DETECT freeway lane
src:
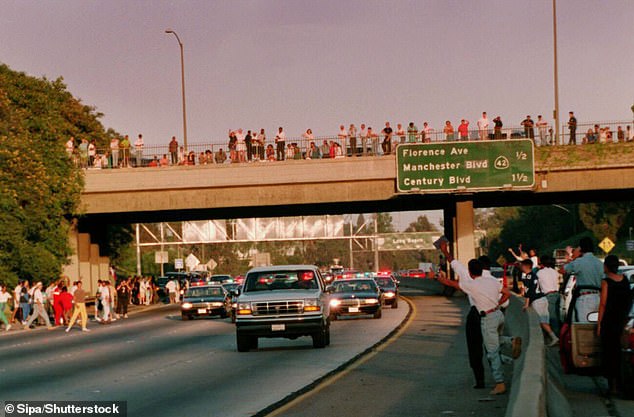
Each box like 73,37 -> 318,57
0,302 -> 407,417
270,293 -> 509,417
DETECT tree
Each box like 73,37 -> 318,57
578,202 -> 632,243
404,215 -> 438,232
0,64 -> 113,286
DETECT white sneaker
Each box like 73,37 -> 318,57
65,327 -> 70,333
547,336 -> 559,347
6,324 -> 11,332
82,328 -> 91,332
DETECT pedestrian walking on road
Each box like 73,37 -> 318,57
24,282 -> 54,330
66,281 -> 90,332
597,255 -> 633,395
0,283 -> 12,331
435,240 -> 522,395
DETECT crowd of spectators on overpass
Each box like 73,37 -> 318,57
65,112 -> 634,169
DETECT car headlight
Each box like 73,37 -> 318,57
211,302 -> 224,307
182,302 -> 193,309
237,302 -> 252,315
364,298 -> 379,304
330,299 -> 341,307
304,298 -> 321,312
231,303 -> 237,308
384,291 -> 395,298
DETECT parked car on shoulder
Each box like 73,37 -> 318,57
181,284 -> 231,320
234,265 -> 331,352
328,278 -> 382,320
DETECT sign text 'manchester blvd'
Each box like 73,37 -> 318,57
396,139 -> 535,192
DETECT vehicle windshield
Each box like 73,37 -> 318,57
374,277 -> 395,288
186,287 -> 224,297
244,270 -> 319,292
332,280 -> 377,293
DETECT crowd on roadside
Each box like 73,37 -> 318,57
432,236 -> 632,397
0,275 -> 164,333
65,111 -> 634,169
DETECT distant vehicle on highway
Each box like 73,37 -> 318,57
405,269 -> 427,278
208,274 -> 234,284
222,282 -> 241,323
328,278 -> 383,320
372,274 -> 399,309
234,265 -> 331,352
181,284 -> 231,321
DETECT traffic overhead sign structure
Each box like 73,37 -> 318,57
396,139 -> 535,193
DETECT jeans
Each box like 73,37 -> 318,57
111,150 -> 119,168
480,310 -> 512,383
276,141 -> 285,161
20,302 -> 30,322
135,149 -> 143,167
575,293 -> 599,322
26,304 -> 51,328
546,292 -> 560,334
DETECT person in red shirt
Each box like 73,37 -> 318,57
53,284 -> 64,326
59,287 -> 74,325
458,119 -> 470,141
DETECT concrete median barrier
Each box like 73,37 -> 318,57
504,294 -> 572,417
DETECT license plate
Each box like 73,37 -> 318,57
349,307 -> 359,313
197,309 -> 207,314
271,324 -> 285,331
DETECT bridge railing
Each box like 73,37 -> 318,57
70,120 -> 634,169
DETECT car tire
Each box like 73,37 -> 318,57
236,332 -> 255,352
231,312 -> 236,323
181,314 -> 191,321
220,309 -> 228,319
312,326 -> 329,348
392,299 -> 399,309
373,309 -> 382,319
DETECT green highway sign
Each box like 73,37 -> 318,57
396,139 -> 535,193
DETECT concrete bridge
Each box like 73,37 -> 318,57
75,143 -> 634,267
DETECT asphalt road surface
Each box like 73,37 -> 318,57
0,302 -> 406,417
269,290 -> 510,417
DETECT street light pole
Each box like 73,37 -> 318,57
165,29 -> 188,153
552,0 -> 561,145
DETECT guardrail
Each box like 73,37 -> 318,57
68,120 -> 633,169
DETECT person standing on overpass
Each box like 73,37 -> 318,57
275,127 -> 286,161
477,112 -> 489,140
435,240 -> 522,395
563,237 -> 603,322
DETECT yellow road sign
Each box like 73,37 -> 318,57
599,237 -> 615,253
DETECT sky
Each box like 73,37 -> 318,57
1,0 -> 633,148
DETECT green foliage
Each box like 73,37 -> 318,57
404,215 -> 438,232
578,202 -> 632,243
0,63 -> 112,286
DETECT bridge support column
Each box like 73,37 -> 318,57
444,200 -> 476,265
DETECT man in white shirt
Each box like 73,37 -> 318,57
337,125 -> 348,153
134,134 -> 144,167
24,282 -> 54,330
65,137 -> 75,158
536,115 -> 549,146
275,127 -> 286,161
537,254 -> 560,333
358,124 -> 368,156
165,279 -> 178,304
110,137 -> 120,168
348,124 -> 357,156
435,240 -> 521,395
477,112 -> 489,140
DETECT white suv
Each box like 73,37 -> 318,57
234,265 -> 331,352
